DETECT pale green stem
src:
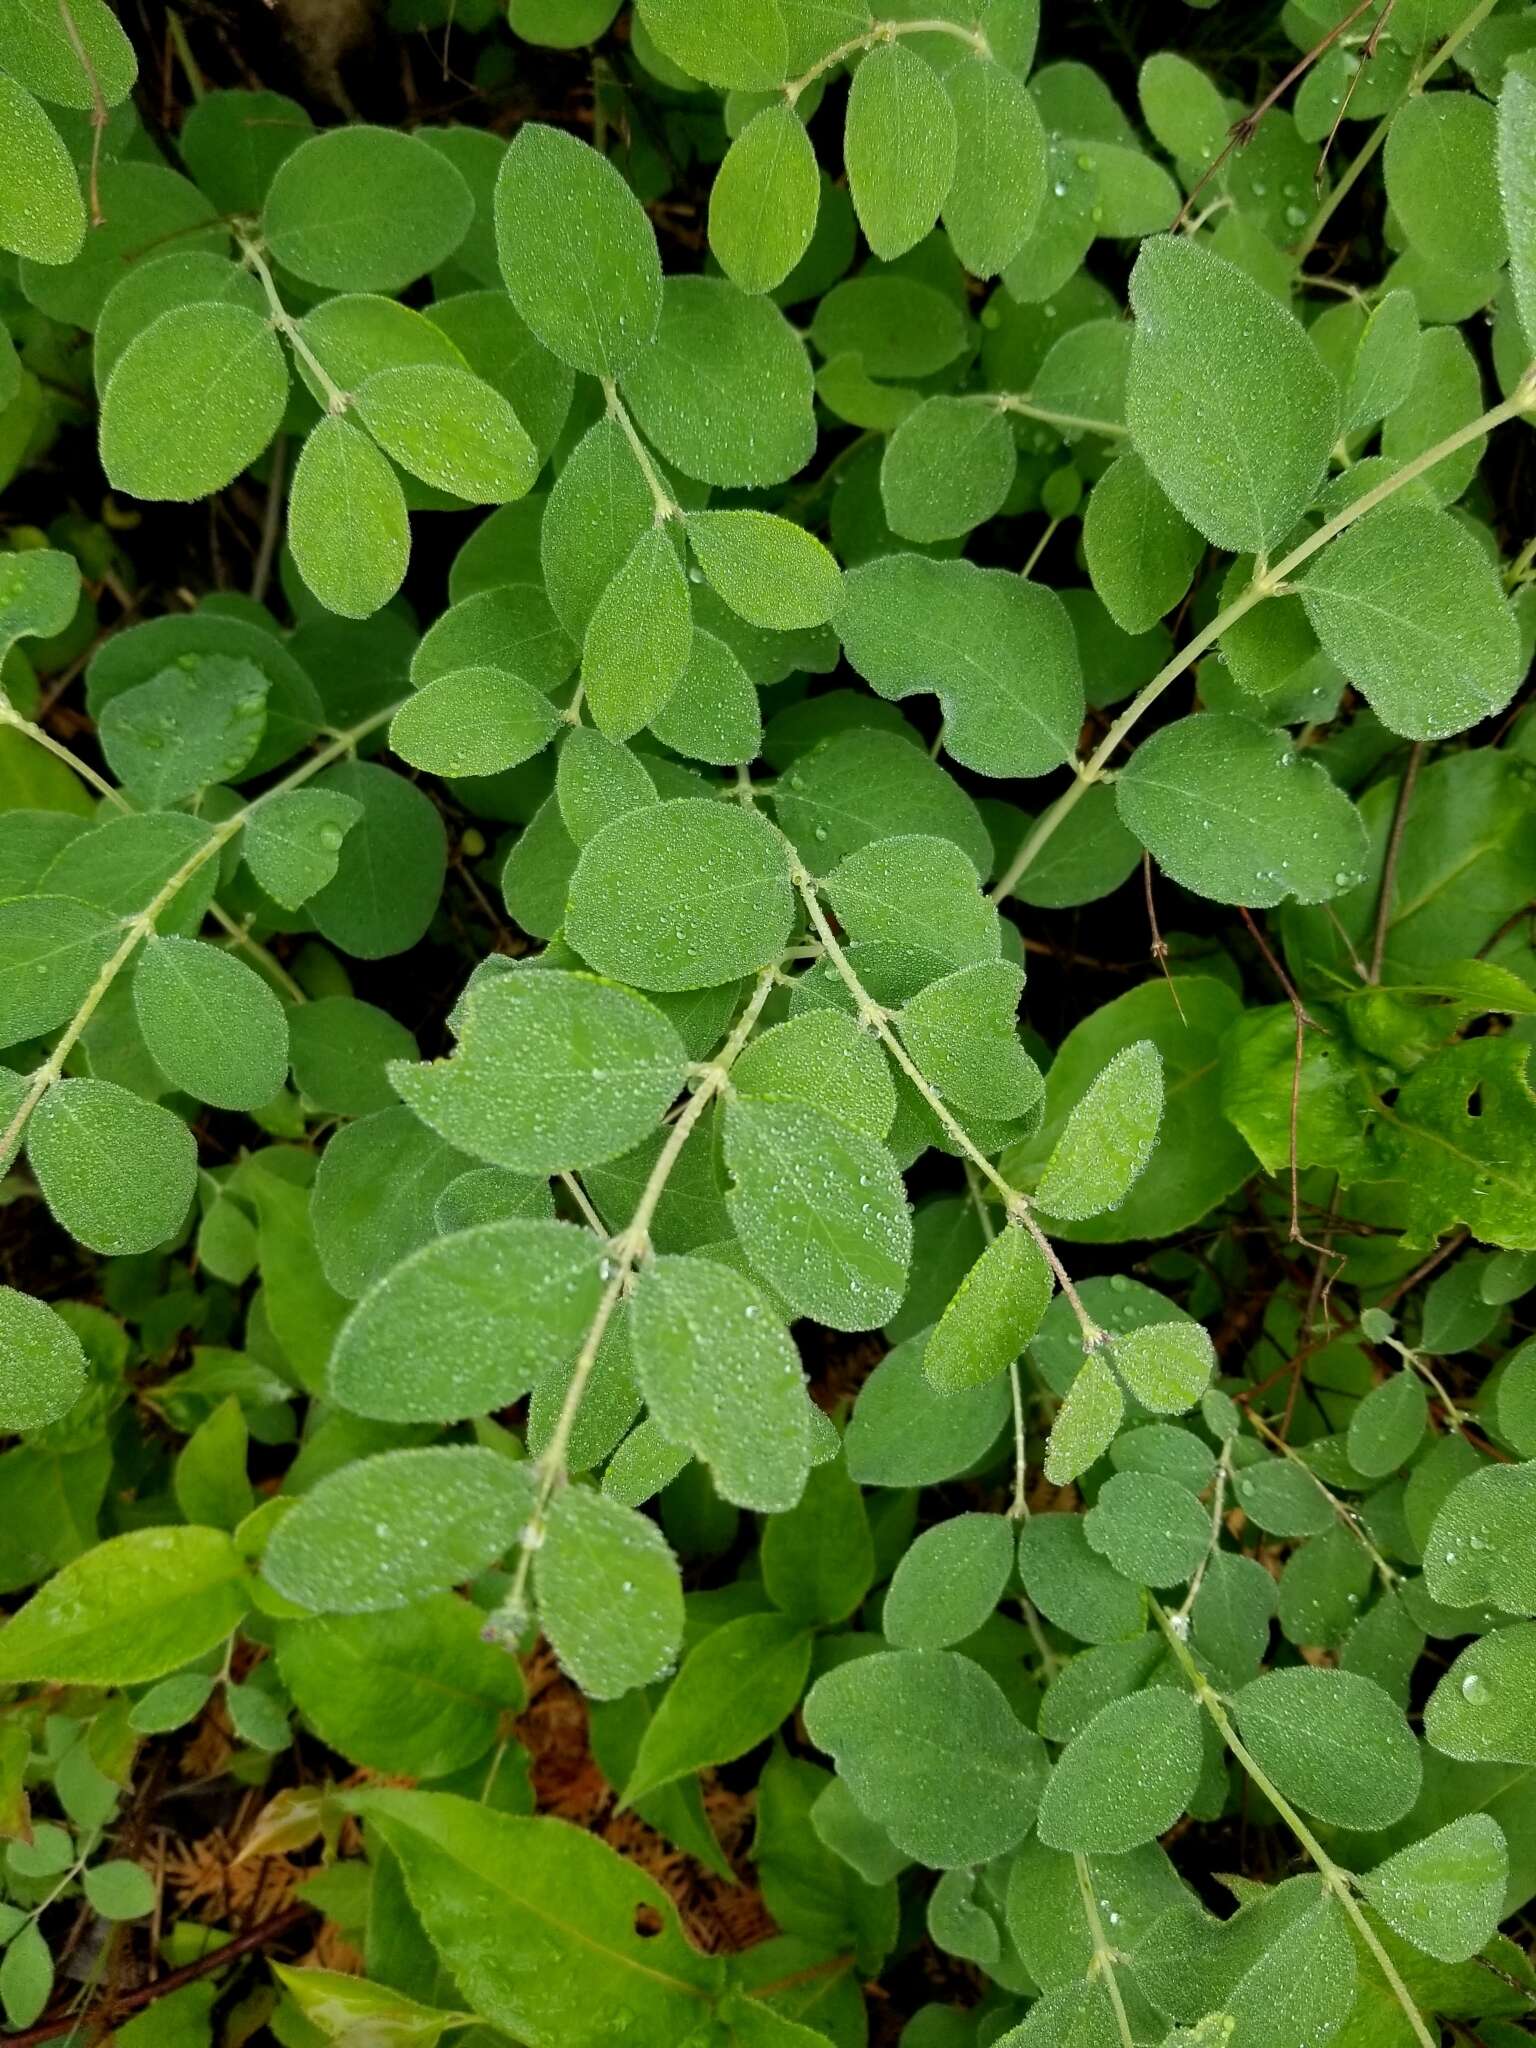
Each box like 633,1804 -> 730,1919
0,699 -> 306,1001
1175,1441 -> 1232,1621
990,383 -> 1536,905
499,969 -> 779,1622
1243,1406 -> 1399,1588
1294,0 -> 1500,261
558,1170 -> 608,1238
600,379 -> 679,524
1384,1336 -> 1469,1435
791,866 -> 1105,1347
0,702 -> 400,1168
1503,533 -> 1536,589
1152,1600 -> 1437,2048
784,15 -> 987,105
966,1164 -> 1033,1519
996,394 -> 1130,440
234,227 -> 351,415
1072,1852 -> 1137,2048
1022,517 -> 1060,579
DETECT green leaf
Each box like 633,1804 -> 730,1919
773,727 -> 992,875
1109,1321 -> 1215,1414
1037,1686 -> 1202,1852
623,1612 -> 812,1803
354,364 -> 537,504
582,526 -> 693,742
1007,978 -> 1253,1242
306,761 -> 447,961
810,274 -> 967,380
845,42 -> 957,261
0,897 -> 114,1052
1297,503 -> 1523,741
273,1968 -> 468,2047
98,653 -> 269,806
0,1525 -> 248,1685
288,413 -> 409,620
709,103 -> 820,293
1017,1509 -> 1145,1645
760,1454 -> 875,1624
1126,237 -> 1338,552
0,0 -> 136,109
353,1791 -> 723,2037
649,627 -> 763,767
1423,1460 -> 1536,1615
0,547 -> 80,661
1118,711 -> 1369,908
494,123 -> 662,378
1084,1469 -> 1210,1587
725,1095 -> 912,1330
0,1286 -> 86,1432
100,302 -> 287,503
1133,1876 -> 1357,2048
924,1225 -> 1052,1394
262,1446 -> 537,1614
847,1337 -> 1000,1481
1423,1623 -> 1536,1764
942,54 -> 1047,276
1035,1041 -> 1163,1222
1359,1814 -> 1508,1964
837,554 -> 1084,779
881,396 -> 1017,544
540,417 -> 654,639
823,834 -> 999,968
327,1219 -> 602,1423
1348,1371 -> 1428,1479
264,126 -> 473,291
1498,55 -> 1536,353
1043,1352 -> 1124,1486
535,1486 -> 684,1699
1370,1037 -> 1536,1252
686,510 -> 841,630
734,1007 -> 897,1142
1386,91 -> 1505,279
180,87 -> 315,214
804,1648 -> 1045,1868
567,798 -> 793,991
883,1513 -> 1014,1650
310,1107 -> 471,1299
133,936 -> 288,1111
20,161 -> 223,332
0,77 -> 84,265
276,1595 -> 524,1779
242,788 -> 363,910
556,728 -> 658,848
1082,450 -> 1202,636
390,665 -> 561,778
1233,1667 -> 1422,1828
1343,288 -> 1422,435
28,1078 -> 196,1257
620,277 -> 816,488
397,966 -> 684,1179
83,1860 -> 157,1920
897,960 -> 1043,1123
0,1921 -> 52,2031
631,1256 -> 813,1513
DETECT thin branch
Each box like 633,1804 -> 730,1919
783,15 -> 987,105
1152,1602 -> 1437,2048
56,0 -> 107,225
250,433 -> 287,604
1142,852 -> 1185,1022
990,380 -> 1536,905
1172,0 -> 1385,232
1073,1853 -> 1136,2048
601,380 -> 678,523
1368,742 -> 1424,983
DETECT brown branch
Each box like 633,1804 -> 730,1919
1143,852 -> 1186,1023
249,434 -> 287,606
1368,741 -> 1424,982
5,1904 -> 312,2045
55,0 -> 107,225
1172,0 -> 1386,232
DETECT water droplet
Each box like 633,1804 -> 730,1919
1461,1671 -> 1491,1705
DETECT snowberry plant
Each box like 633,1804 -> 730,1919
0,0 -> 1534,2041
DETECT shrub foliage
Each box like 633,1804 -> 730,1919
0,1 -> 1534,2044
